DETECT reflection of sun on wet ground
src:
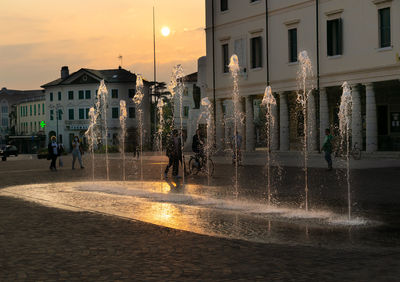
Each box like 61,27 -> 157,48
0,181 -> 389,249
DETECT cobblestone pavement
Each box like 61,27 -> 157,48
0,156 -> 400,281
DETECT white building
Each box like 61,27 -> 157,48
206,0 -> 400,152
174,57 -> 208,150
41,66 -> 151,152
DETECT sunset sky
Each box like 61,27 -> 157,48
0,0 -> 205,90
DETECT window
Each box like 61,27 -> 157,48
327,19 -> 343,56
288,28 -> 298,62
58,109 -> 62,120
58,92 -> 62,101
79,108 -> 85,120
34,122 -> 37,132
69,109 -> 74,120
221,0 -> 228,11
129,107 -> 135,119
112,107 -> 119,119
1,106 -> 7,114
2,118 -> 7,127
50,110 -> 54,121
42,103 -> 45,115
50,92 -> 53,102
112,89 -> 118,99
85,90 -> 91,99
251,37 -> 263,68
79,90 -> 84,100
34,105 -> 36,116
379,8 -> 391,48
86,108 -> 90,119
183,106 -> 189,118
30,105 -> 32,116
222,43 -> 229,73
20,107 -> 22,117
38,104 -> 40,115
30,122 -> 32,132
68,91 -> 74,100
184,87 -> 189,96
128,89 -> 136,99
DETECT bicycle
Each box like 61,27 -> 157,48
188,153 -> 215,176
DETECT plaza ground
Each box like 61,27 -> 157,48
0,153 -> 399,281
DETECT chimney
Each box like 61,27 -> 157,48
61,66 -> 69,79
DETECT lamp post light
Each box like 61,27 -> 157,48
49,103 -> 63,140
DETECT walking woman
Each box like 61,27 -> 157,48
48,136 -> 59,171
72,136 -> 84,169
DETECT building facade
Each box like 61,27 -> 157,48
16,95 -> 46,136
206,0 -> 400,152
0,88 -> 44,146
41,66 -> 151,152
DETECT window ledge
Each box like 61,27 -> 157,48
288,61 -> 299,66
250,1 -> 261,6
220,10 -> 229,15
377,46 -> 393,52
250,67 -> 263,72
327,55 -> 343,59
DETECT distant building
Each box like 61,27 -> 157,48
206,0 -> 400,152
0,87 -> 44,146
174,57 -> 207,150
41,66 -> 151,152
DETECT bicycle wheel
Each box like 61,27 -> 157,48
202,158 -> 215,177
189,157 -> 200,175
352,148 -> 361,160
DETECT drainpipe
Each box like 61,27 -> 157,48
316,0 -> 320,92
212,0 -> 217,145
265,0 -> 270,86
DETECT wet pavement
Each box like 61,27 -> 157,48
0,155 -> 400,280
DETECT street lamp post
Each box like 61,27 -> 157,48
49,103 -> 63,140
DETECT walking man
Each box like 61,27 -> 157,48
48,136 -> 59,171
321,128 -> 333,171
164,129 -> 182,180
72,136 -> 84,169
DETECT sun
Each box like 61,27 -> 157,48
161,26 -> 171,37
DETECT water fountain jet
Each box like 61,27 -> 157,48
339,82 -> 353,220
134,75 -> 145,181
261,86 -> 276,205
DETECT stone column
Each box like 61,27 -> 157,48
365,83 -> 378,152
307,91 -> 318,151
215,99 -> 225,150
319,87 -> 329,147
279,92 -> 290,151
245,96 -> 255,152
271,94 -> 279,151
351,84 -> 363,149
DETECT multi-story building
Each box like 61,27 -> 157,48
41,66 -> 151,152
0,88 -> 44,146
16,95 -> 46,136
10,93 -> 47,153
174,57 -> 208,150
206,0 -> 400,152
